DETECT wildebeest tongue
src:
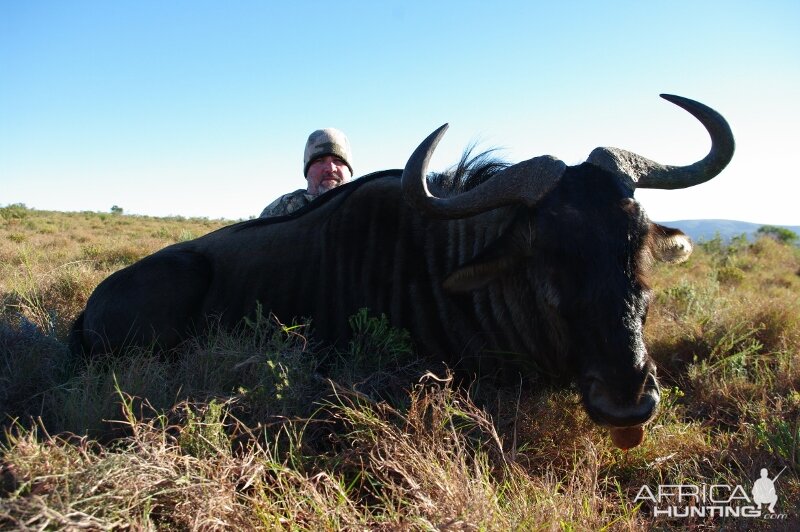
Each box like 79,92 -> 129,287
610,426 -> 645,450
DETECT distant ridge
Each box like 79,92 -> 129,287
659,219 -> 800,243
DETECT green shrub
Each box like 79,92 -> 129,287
0,203 -> 30,220
757,225 -> 799,245
716,265 -> 745,285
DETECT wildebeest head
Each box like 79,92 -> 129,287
402,95 -> 734,430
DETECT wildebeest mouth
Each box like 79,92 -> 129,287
580,371 -> 661,428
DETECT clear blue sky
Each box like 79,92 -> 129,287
2,1 -> 799,223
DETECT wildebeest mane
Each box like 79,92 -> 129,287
427,146 -> 510,197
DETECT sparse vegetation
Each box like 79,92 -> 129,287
1,208 -> 798,529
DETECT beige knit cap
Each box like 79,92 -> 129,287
303,128 -> 353,176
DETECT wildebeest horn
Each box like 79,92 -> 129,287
587,94 -> 735,189
402,124 -> 566,218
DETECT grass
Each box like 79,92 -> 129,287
1,205 -> 799,529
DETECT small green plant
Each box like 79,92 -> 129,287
661,280 -> 698,307
754,418 -> 800,471
347,308 -> 412,370
699,233 -> 725,255
176,229 -> 195,242
179,400 -> 230,459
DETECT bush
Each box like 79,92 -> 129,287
757,225 -> 798,245
0,203 -> 29,220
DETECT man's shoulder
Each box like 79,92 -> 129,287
260,189 -> 315,218
274,189 -> 310,203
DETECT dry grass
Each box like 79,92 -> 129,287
1,206 -> 799,530
0,206 -> 232,337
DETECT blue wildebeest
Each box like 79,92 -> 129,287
70,95 -> 734,447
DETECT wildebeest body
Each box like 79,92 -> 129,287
80,172 -> 525,361
80,164 -> 650,379
73,95 -> 736,435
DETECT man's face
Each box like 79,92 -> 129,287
306,155 -> 352,195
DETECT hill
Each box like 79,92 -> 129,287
661,219 -> 800,242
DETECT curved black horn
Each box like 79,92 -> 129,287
587,94 -> 735,189
402,125 -> 566,219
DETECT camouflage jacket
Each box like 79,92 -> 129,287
259,189 -> 317,218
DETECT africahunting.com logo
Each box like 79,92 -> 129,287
634,467 -> 788,519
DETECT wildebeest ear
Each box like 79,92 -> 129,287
649,223 -> 693,263
443,233 -> 525,292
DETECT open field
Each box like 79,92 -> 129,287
1,204 -> 799,530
